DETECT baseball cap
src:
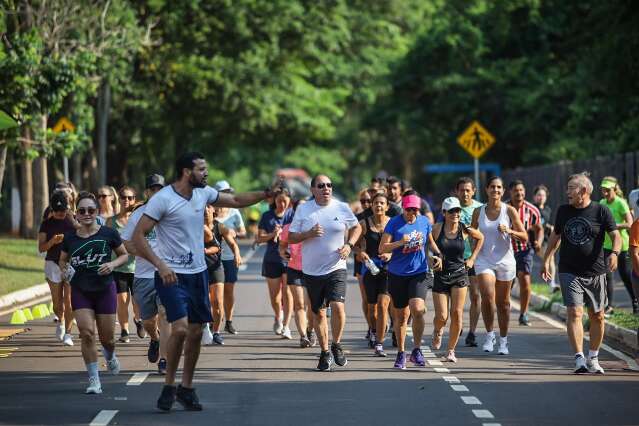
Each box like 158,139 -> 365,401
442,197 -> 462,212
214,180 -> 234,193
600,179 -> 616,189
146,174 -> 165,189
402,194 -> 422,209
50,191 -> 69,211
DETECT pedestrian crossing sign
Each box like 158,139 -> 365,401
457,121 -> 495,159
52,117 -> 75,133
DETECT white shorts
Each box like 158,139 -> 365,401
45,260 -> 63,283
474,259 -> 516,282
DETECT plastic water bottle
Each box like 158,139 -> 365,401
364,258 -> 380,276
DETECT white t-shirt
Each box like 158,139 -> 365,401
219,209 -> 244,261
143,185 -> 219,274
289,198 -> 358,276
121,204 -> 158,279
628,189 -> 639,220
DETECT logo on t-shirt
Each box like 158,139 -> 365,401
70,240 -> 110,269
402,231 -> 423,254
564,217 -> 593,246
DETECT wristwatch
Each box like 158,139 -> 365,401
346,242 -> 354,249
611,250 -> 620,256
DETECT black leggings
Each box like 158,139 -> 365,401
604,249 -> 635,306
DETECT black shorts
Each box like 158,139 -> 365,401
115,271 -> 134,294
433,268 -> 469,294
287,267 -> 304,286
262,261 -> 286,279
207,260 -> 225,284
515,248 -> 534,274
353,259 -> 362,277
303,269 -> 347,314
388,271 -> 432,309
467,266 -> 476,277
363,270 -> 389,304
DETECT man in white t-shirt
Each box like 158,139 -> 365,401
133,152 -> 272,412
289,174 -> 361,371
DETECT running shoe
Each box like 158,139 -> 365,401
157,358 -> 167,375
442,350 -> 457,363
56,322 -> 65,341
225,320 -> 238,335
148,339 -> 160,363
574,354 -> 588,374
368,332 -> 376,348
519,313 -> 531,326
308,330 -> 318,347
107,354 -> 121,375
365,328 -> 371,340
281,326 -> 292,340
391,331 -> 398,348
300,336 -> 312,348
409,348 -> 425,367
201,325 -> 214,345
394,351 -> 407,370
135,319 -> 146,339
431,330 -> 442,350
157,384 -> 177,411
212,333 -> 225,345
374,343 -> 387,357
62,333 -> 74,346
587,356 -> 605,374
331,342 -> 348,366
176,385 -> 203,411
482,333 -> 496,352
317,350 -> 333,372
498,337 -> 509,355
85,376 -> 102,394
118,329 -> 130,343
465,331 -> 478,347
273,319 -> 283,335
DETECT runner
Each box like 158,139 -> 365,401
132,152 -> 269,411
38,191 -> 76,345
431,197 -> 484,363
58,192 -> 129,394
379,190 -> 441,369
599,177 -> 636,314
355,188 -> 374,342
97,185 -> 119,225
455,177 -> 484,347
533,185 -> 558,291
471,176 -> 527,355
257,188 -> 294,338
355,192 -> 392,356
542,172 -> 620,374
122,174 -> 172,374
507,180 -> 544,326
385,176 -> 405,217
628,216 -> 639,319
288,174 -> 361,371
214,180 -> 247,334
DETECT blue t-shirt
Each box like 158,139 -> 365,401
259,208 -> 294,264
384,215 -> 432,276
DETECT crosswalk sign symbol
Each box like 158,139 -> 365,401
52,117 -> 75,134
457,121 -> 495,159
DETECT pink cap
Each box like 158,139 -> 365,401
402,195 -> 421,209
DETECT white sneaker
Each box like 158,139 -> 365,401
106,354 -> 120,375
273,320 -> 283,335
62,333 -> 74,346
201,325 -> 214,345
482,333 -> 496,352
85,376 -> 102,394
56,322 -> 65,341
574,355 -> 588,374
498,337 -> 509,355
281,326 -> 292,339
587,356 -> 605,374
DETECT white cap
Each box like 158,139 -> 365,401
442,197 -> 462,212
214,180 -> 233,193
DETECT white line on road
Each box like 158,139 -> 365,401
89,410 -> 118,426
461,396 -> 482,405
442,376 -> 460,383
472,409 -> 494,419
433,367 -> 450,373
451,385 -> 469,392
114,397 -> 127,401
482,424 -> 502,426
427,359 -> 443,366
238,247 -> 256,271
126,372 -> 149,386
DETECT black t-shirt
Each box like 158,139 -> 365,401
38,217 -> 76,262
554,202 -> 616,277
535,203 -> 553,241
360,203 -> 402,221
61,226 -> 123,292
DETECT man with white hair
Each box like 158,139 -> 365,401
542,172 -> 621,374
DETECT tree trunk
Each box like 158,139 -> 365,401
97,79 -> 111,186
72,151 -> 82,188
32,114 -> 49,226
20,128 -> 35,238
0,144 -> 7,199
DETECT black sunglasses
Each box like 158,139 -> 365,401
120,195 -> 136,201
316,182 -> 332,189
97,194 -> 110,198
77,207 -> 96,215
360,198 -> 371,204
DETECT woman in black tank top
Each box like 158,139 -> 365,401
431,197 -> 484,363
355,192 -> 392,357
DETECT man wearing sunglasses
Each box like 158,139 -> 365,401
288,175 -> 362,371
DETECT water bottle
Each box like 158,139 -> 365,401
364,258 -> 380,276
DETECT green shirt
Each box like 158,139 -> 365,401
107,216 -> 136,274
460,199 -> 483,259
600,197 -> 630,251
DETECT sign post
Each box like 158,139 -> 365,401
52,117 -> 75,182
457,120 -> 496,201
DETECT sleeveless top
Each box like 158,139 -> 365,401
435,224 -> 465,273
107,216 -> 135,274
476,203 -> 515,266
205,221 -> 223,266
364,217 -> 385,259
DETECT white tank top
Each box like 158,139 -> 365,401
476,203 -> 515,266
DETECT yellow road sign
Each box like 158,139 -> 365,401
52,117 -> 75,133
457,120 -> 495,159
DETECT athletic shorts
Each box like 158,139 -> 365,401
262,261 -> 286,279
287,267 -> 305,286
559,273 -> 607,313
433,268 -> 469,294
222,260 -> 238,283
133,277 -> 162,320
155,270 -> 212,324
353,259 -> 362,277
514,248 -> 534,274
388,271 -> 432,309
71,282 -> 117,315
474,259 -> 516,281
115,271 -> 134,294
45,260 -> 63,283
363,270 -> 389,304
303,269 -> 347,314
208,260 -> 225,284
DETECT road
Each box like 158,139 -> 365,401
1,244 -> 638,426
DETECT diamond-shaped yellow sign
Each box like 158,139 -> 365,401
52,117 -> 75,133
457,120 -> 495,159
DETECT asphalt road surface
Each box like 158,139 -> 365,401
1,245 -> 638,426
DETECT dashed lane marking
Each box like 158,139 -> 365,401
451,385 -> 469,392
433,367 -> 450,373
461,396 -> 482,405
443,376 -> 460,383
114,397 -> 127,401
89,410 -> 118,426
126,372 -> 149,386
482,424 -> 502,426
472,410 -> 495,419
427,359 -> 443,366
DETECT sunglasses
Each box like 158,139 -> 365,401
77,207 -> 96,215
446,209 -> 461,214
360,199 -> 371,204
98,194 -> 110,198
316,182 -> 332,189
120,195 -> 136,201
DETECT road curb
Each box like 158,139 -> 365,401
512,285 -> 638,356
0,283 -> 51,318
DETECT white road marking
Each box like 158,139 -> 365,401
451,385 -> 469,392
423,352 -> 436,358
89,410 -> 118,426
472,409 -> 494,419
126,372 -> 149,386
427,359 -> 443,366
482,424 -> 502,426
238,247 -> 256,271
433,367 -> 450,373
114,397 -> 127,401
442,376 -> 460,383
461,396 -> 482,405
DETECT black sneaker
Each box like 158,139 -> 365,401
157,358 -> 167,375
331,342 -> 348,367
148,339 -> 160,363
465,331 -> 478,347
224,320 -> 238,335
317,350 -> 333,371
176,385 -> 203,411
157,385 -> 176,411
118,329 -> 130,343
135,319 -> 147,339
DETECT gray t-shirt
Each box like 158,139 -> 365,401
121,204 -> 158,279
219,208 -> 244,261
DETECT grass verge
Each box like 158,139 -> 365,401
0,238 -> 44,296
